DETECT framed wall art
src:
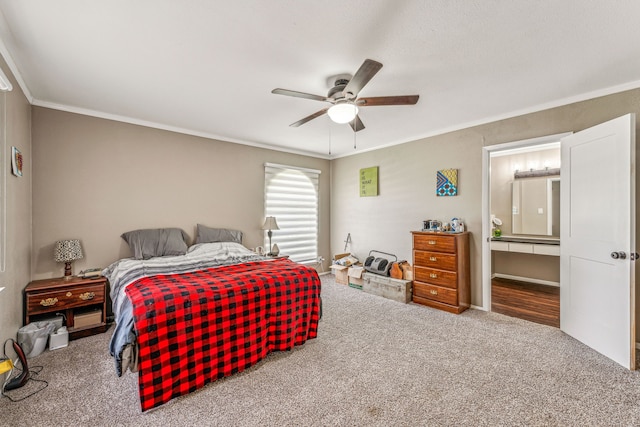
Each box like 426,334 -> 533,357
11,146 -> 22,177
360,166 -> 378,197
437,168 -> 457,196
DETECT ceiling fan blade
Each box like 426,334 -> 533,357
290,108 -> 329,127
349,115 -> 365,132
357,95 -> 419,106
272,88 -> 330,102
343,59 -> 383,98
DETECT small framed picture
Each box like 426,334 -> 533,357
11,146 -> 23,177
437,168 -> 458,196
360,166 -> 379,197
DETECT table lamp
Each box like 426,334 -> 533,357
262,216 -> 279,255
54,239 -> 84,279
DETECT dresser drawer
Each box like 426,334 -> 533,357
26,284 -> 105,315
413,234 -> 456,253
414,250 -> 457,271
413,282 -> 458,306
414,266 -> 457,289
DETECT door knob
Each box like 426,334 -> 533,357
611,251 -> 627,260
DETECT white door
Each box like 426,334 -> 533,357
560,114 -> 636,370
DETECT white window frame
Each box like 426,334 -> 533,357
264,163 -> 320,264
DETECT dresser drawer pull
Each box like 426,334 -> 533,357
429,256 -> 437,261
66,292 -> 72,297
429,273 -> 438,278
79,292 -> 95,301
430,290 -> 438,295
40,297 -> 58,307
428,240 -> 436,245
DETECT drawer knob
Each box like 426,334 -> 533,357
40,297 -> 58,307
429,256 -> 437,262
428,240 -> 436,245
66,292 -> 72,297
430,290 -> 438,295
429,273 -> 438,278
79,292 -> 95,301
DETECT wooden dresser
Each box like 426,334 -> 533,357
411,231 -> 470,314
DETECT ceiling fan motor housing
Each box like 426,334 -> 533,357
328,78 -> 349,100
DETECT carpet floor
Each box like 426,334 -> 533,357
2,275 -> 640,426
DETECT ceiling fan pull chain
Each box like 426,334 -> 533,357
328,118 -> 332,155
353,125 -> 357,150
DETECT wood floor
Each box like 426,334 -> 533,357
491,277 -> 560,328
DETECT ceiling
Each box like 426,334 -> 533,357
0,1 -> 639,159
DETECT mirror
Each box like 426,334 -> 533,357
512,177 -> 560,236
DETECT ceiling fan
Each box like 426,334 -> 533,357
272,59 -> 419,132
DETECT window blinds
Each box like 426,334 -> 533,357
264,163 -> 320,264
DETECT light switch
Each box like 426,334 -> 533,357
538,208 -> 544,214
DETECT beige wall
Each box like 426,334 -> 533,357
331,88 -> 640,313
31,108 -> 330,279
0,59 -> 32,345
10,80 -> 640,346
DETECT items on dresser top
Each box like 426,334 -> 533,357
422,218 -> 465,233
411,231 -> 470,314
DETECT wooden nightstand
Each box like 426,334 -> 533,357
24,276 -> 108,340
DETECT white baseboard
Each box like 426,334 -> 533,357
493,273 -> 559,287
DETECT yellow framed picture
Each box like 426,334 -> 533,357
360,166 -> 378,197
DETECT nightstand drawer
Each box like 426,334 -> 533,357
413,282 -> 458,306
414,250 -> 457,271
26,283 -> 105,315
414,266 -> 457,289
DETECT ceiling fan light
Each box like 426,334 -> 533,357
327,103 -> 358,124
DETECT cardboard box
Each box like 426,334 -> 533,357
362,272 -> 412,303
74,309 -> 102,329
348,266 -> 364,289
330,264 -> 349,285
333,253 -> 350,263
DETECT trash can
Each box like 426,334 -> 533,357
17,321 -> 56,358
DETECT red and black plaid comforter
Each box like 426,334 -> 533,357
125,258 -> 321,411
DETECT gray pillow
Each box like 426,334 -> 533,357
195,224 -> 243,244
121,228 -> 189,260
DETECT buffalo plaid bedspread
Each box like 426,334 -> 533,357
125,258 -> 321,411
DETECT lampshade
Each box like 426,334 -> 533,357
262,216 -> 279,231
327,102 -> 358,124
54,239 -> 84,263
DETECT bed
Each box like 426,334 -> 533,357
103,227 -> 321,411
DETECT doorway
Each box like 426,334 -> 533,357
481,133 -> 570,316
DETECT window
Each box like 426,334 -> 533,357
264,163 -> 320,264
